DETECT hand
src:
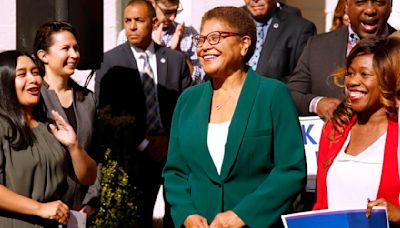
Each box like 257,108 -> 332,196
36,200 -> 70,225
49,110 -> 78,148
210,210 -> 245,228
79,204 -> 97,218
367,198 -> 400,223
153,22 -> 165,45
184,214 -> 209,228
170,22 -> 185,50
316,97 -> 341,120
145,135 -> 169,161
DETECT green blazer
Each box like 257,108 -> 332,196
163,69 -> 306,227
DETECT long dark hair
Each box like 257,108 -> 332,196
0,50 -> 47,150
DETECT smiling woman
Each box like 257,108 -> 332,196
0,50 -> 96,227
33,21 -> 100,219
163,6 -> 306,228
314,38 -> 400,226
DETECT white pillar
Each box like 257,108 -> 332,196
0,0 -> 16,51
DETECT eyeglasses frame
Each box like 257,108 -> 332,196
192,31 -> 244,47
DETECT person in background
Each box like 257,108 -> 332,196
330,0 -> 350,31
33,21 -> 100,219
163,6 -> 305,227
288,0 -> 394,119
242,0 -> 316,83
313,38 -> 400,226
96,0 -> 192,226
117,0 -> 204,83
0,50 -> 96,227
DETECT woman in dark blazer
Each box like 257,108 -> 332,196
162,6 -> 306,228
33,21 -> 100,218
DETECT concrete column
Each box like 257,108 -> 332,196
0,0 -> 16,51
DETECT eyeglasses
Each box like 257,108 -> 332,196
192,31 -> 243,47
156,2 -> 183,16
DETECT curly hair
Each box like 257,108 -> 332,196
373,36 -> 400,114
329,38 -> 394,137
200,6 -> 256,63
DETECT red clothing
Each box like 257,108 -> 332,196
313,116 -> 400,210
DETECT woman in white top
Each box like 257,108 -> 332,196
163,6 -> 305,228
314,38 -> 400,225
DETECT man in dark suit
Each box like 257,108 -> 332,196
288,0 -> 394,118
243,0 -> 316,83
95,0 -> 192,226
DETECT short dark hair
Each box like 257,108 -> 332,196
200,6 -> 256,63
0,50 -> 47,150
33,21 -> 77,76
127,0 -> 156,18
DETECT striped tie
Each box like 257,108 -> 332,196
140,53 -> 163,135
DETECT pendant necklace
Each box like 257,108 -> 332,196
215,94 -> 234,111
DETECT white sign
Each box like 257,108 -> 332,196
299,116 -> 325,192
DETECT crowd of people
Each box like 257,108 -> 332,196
0,0 -> 399,227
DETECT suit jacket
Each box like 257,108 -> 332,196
40,78 -> 99,209
314,116 -> 400,210
287,25 -> 397,115
163,69 -> 306,227
277,2 -> 301,16
243,5 -> 316,83
95,41 -> 192,141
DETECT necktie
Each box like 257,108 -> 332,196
347,33 -> 360,56
140,53 -> 163,135
248,23 -> 265,70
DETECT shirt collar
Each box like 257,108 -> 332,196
131,41 -> 156,59
348,25 -> 360,47
348,23 -> 390,46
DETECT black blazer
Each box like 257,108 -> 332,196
243,4 -> 316,83
287,25 -> 397,115
95,42 -> 192,143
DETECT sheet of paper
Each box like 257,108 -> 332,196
58,210 -> 86,228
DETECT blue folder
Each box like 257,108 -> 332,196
282,207 -> 388,228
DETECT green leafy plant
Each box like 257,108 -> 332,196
90,105 -> 142,227
91,149 -> 141,227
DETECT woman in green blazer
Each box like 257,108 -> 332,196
163,6 -> 306,228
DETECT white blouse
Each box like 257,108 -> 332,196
327,131 -> 386,209
207,121 -> 231,175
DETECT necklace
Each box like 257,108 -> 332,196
214,94 -> 234,111
213,75 -> 246,111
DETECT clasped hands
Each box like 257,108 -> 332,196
184,210 -> 245,228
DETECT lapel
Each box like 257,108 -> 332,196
154,43 -> 168,85
41,81 -> 69,122
219,69 -> 260,180
122,41 -> 139,69
259,9 -> 286,62
335,26 -> 349,63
